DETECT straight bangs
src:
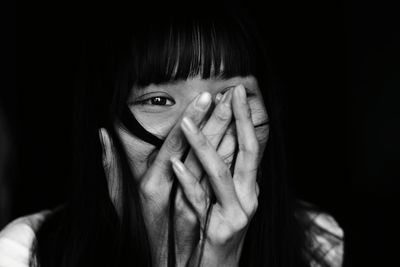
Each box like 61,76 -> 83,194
129,14 -> 260,87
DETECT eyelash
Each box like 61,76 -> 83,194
136,96 -> 175,106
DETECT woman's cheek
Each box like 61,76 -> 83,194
116,113 -> 178,179
117,126 -> 158,180
133,109 -> 179,136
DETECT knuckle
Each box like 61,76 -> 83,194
236,103 -> 252,121
185,106 -> 206,122
165,132 -> 185,153
248,139 -> 260,154
184,210 -> 198,225
139,178 -> 164,197
194,190 -> 207,207
212,211 -> 248,244
197,134 -> 209,148
139,180 -> 155,196
213,226 -> 234,244
222,155 -> 233,166
216,168 -> 231,181
229,211 -> 249,231
248,198 -> 259,216
243,103 -> 252,119
240,139 -> 259,155
234,167 -> 246,179
214,105 -> 232,122
180,210 -> 198,225
175,201 -> 197,224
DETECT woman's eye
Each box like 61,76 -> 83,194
138,97 -> 174,106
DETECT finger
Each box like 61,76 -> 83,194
196,124 -> 237,198
232,85 -> 259,181
99,128 -> 121,211
202,88 -> 234,146
181,116 -> 240,210
195,126 -> 237,201
171,157 -> 209,219
143,92 -> 212,186
175,187 -> 198,223
184,89 -> 233,181
99,128 -> 112,171
231,85 -> 260,213
216,124 -> 237,169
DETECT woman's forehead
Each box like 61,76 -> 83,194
129,14 -> 259,87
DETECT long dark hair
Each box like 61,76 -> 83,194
32,3 -> 311,267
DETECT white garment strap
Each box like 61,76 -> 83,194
0,211 -> 49,267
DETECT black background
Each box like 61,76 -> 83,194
1,0 -> 399,266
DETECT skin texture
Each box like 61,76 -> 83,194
99,75 -> 269,266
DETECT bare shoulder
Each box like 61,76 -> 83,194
0,211 -> 50,267
296,201 -> 344,267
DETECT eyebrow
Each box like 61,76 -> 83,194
132,79 -> 185,91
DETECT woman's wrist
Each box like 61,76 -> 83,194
188,236 -> 245,267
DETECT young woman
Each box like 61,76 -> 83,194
0,3 -> 344,267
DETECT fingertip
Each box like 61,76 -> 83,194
170,156 -> 178,164
171,156 -> 185,173
99,128 -> 113,172
234,84 -> 246,100
195,91 -> 212,111
232,85 -> 252,121
100,128 -> 115,154
215,92 -> 223,103
222,87 -> 234,104
99,127 -> 105,140
99,128 -> 109,149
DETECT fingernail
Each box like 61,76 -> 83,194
181,117 -> 197,133
235,85 -> 246,100
171,157 -> 185,173
195,92 -> 211,110
215,93 -> 223,103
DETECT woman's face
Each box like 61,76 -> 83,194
116,75 -> 269,179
